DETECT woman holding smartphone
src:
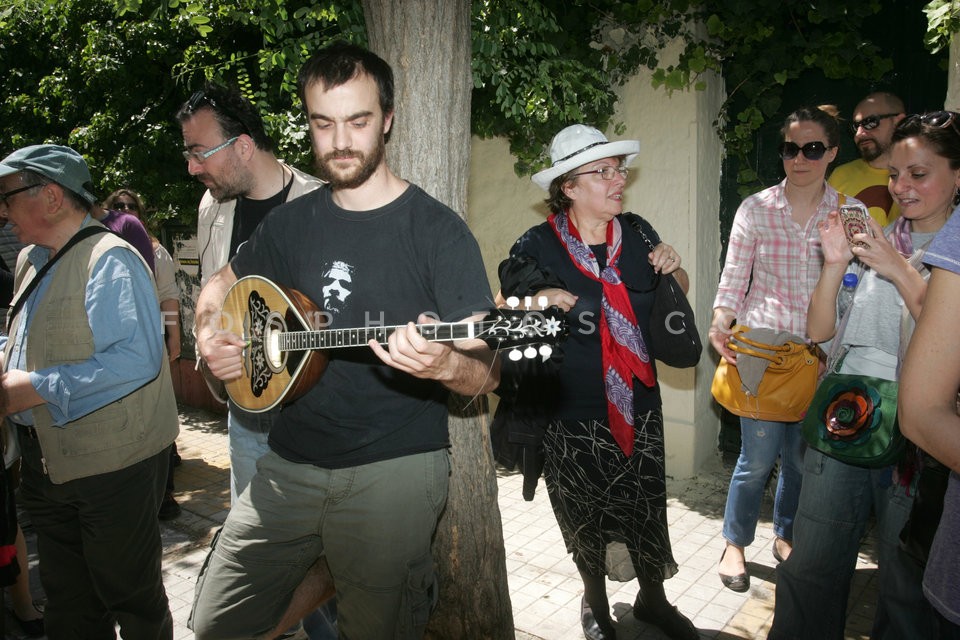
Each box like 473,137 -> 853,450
769,112 -> 960,639
710,105 -> 849,593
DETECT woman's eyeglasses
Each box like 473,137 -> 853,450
569,166 -> 630,181
778,141 -> 835,161
849,112 -> 900,133
113,201 -> 138,211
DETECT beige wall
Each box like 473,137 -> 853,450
466,44 -> 725,478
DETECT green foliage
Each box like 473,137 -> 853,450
0,0 -> 925,226
924,0 -> 960,53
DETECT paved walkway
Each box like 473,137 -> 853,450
5,406 -> 881,639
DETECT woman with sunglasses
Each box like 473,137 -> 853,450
769,111 -> 960,640
496,124 -> 696,640
710,105 -> 848,593
103,188 -> 183,520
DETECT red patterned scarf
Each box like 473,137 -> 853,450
549,212 -> 655,456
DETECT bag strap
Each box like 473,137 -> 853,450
623,213 -> 657,252
730,330 -> 795,355
6,225 -> 110,331
727,340 -> 785,364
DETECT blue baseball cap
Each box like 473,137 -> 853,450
0,144 -> 97,205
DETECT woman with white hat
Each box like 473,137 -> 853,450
497,124 -> 696,640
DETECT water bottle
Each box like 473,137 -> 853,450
837,272 -> 858,318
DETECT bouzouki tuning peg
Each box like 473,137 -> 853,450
523,346 -> 537,359
538,345 -> 553,360
508,348 -> 523,362
506,295 -> 520,309
537,295 -> 548,310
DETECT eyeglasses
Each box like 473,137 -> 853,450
0,184 -> 39,207
569,166 -> 630,181
113,201 -> 138,211
182,136 -> 239,163
850,112 -> 900,133
777,141 -> 835,161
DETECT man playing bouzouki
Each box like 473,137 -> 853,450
188,42 -> 500,640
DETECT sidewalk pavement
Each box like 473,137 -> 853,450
6,406 -> 881,639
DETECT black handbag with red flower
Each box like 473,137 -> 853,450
801,352 -> 905,468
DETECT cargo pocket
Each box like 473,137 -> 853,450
396,550 -> 437,639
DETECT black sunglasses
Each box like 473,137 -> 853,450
777,141 -> 835,161
902,110 -> 960,136
849,112 -> 900,133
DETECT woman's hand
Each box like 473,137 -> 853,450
650,242 -> 681,274
817,210 -> 855,266
709,307 -> 738,365
850,217 -> 908,280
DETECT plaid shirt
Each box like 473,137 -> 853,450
713,179 -> 859,337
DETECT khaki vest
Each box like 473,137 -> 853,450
5,223 -> 178,484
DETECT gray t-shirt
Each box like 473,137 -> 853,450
919,211 -> 960,625
231,183 -> 492,468
838,230 -> 936,379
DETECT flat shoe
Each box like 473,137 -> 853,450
718,547 -> 749,593
772,538 -> 788,564
633,599 -> 698,640
581,597 -> 617,640
12,604 -> 45,638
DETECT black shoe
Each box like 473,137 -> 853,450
633,597 -> 698,640
718,546 -> 749,592
11,605 -> 45,638
581,597 -> 617,640
158,493 -> 181,520
772,538 -> 788,564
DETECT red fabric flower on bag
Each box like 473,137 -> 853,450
821,384 -> 882,442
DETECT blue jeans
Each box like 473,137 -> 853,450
769,449 -> 936,640
722,418 -> 804,547
226,402 -> 276,504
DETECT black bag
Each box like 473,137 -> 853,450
627,214 -> 703,368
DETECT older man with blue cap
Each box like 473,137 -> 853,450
0,144 -> 178,639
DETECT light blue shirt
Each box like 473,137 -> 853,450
1,227 -> 164,426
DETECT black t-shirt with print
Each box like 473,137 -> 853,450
231,184 -> 492,468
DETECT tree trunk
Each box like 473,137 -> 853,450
361,2 -> 516,639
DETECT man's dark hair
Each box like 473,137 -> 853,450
176,82 -> 275,153
297,41 -> 395,118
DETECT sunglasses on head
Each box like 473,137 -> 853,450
185,90 -> 248,133
850,112 -> 900,133
777,141 -> 835,161
901,110 -> 960,136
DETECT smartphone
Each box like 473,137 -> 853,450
839,204 -> 872,247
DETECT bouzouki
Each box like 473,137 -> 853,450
217,275 -> 568,412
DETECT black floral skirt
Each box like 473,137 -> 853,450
541,408 -> 678,582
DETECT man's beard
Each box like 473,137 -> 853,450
202,158 -> 255,202
858,138 -> 886,162
315,136 -> 385,190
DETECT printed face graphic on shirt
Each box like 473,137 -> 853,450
320,260 -> 355,317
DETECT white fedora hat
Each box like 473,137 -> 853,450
531,124 -> 640,190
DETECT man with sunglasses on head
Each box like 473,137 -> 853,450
828,91 -> 906,225
176,85 -> 332,640
175,83 -> 322,504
